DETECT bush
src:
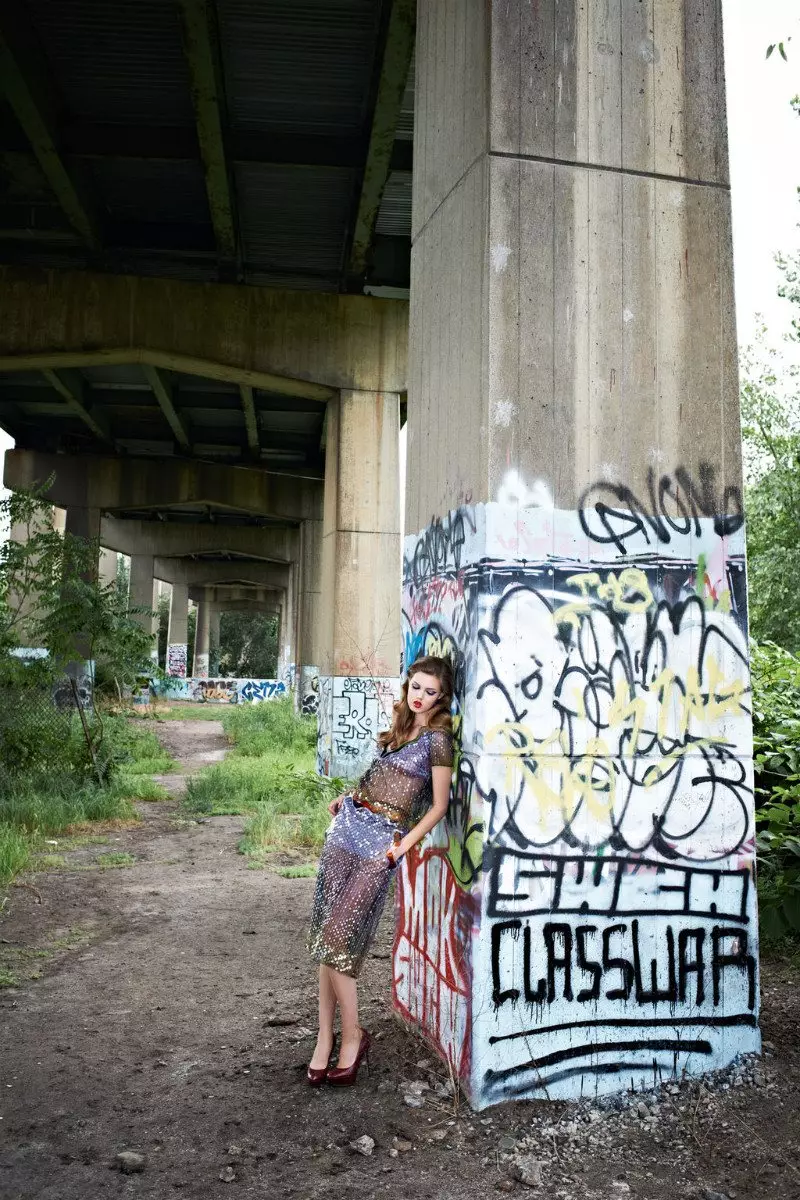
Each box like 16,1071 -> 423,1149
751,640 -> 800,940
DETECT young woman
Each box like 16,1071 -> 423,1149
306,655 -> 454,1086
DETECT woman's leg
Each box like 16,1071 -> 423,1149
309,964 -> 337,1070
328,967 -> 362,1068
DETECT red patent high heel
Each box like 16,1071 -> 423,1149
306,1061 -> 331,1087
326,1030 -> 371,1086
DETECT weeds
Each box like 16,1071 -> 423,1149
96,852 -> 136,869
184,698 -> 345,863
275,864 -> 318,879
0,823 -> 31,886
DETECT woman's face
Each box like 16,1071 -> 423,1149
407,671 -> 443,718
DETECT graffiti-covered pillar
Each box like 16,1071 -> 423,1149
193,599 -> 210,679
397,0 -> 758,1108
317,390 -> 401,778
167,582 -> 189,677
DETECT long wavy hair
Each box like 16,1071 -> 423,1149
378,655 -> 454,751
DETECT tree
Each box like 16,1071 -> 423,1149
0,484 -> 155,693
218,612 -> 278,678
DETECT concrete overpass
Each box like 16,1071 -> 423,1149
0,1 -> 757,1108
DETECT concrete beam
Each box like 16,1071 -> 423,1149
348,0 -> 416,281
189,584 -> 283,606
0,268 -> 407,394
177,0 -> 238,270
4,449 -> 322,524
142,364 -> 191,451
155,558 -> 290,589
0,2 -> 100,249
99,515 -> 298,562
239,385 -> 260,459
41,368 -> 113,445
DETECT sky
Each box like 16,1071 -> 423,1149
2,2 -> 799,502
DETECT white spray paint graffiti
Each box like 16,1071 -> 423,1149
396,470 -> 758,1107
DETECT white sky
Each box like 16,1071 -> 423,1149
2,3 -> 799,503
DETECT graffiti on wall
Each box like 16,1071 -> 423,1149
166,643 -> 187,678
301,666 -> 320,716
155,676 -> 287,704
395,466 -> 758,1107
317,675 -> 399,779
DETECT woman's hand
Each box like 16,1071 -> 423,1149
328,792 -> 346,817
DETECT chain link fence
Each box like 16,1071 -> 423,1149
0,671 -> 104,791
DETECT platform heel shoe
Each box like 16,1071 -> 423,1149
326,1030 -> 371,1086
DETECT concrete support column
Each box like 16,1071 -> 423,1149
167,582 -> 189,677
209,607 -> 222,675
128,553 -> 158,662
59,504 -> 101,706
299,519 -> 323,715
193,600 -> 211,679
317,390 -> 401,779
398,1 -> 757,1108
98,547 -> 118,589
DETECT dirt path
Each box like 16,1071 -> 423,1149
1,723 -> 800,1199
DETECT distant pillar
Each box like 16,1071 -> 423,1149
167,581 -> 189,677
193,600 -> 210,678
98,547 -> 118,589
209,607 -> 222,675
58,504 -> 101,707
299,519 -> 323,715
317,390 -> 401,779
128,554 -> 158,663
397,0 -> 758,1108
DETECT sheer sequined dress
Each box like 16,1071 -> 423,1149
307,728 -> 453,978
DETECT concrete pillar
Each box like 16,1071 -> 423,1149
209,607 -> 222,675
98,547 -> 118,589
7,505 -> 62,643
317,390 -> 401,778
128,553 -> 158,662
299,519 -> 323,715
397,1 -> 757,1108
193,600 -> 211,678
58,504 -> 101,706
167,581 -> 189,677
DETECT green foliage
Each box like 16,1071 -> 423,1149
218,612 -> 278,679
184,697 -> 344,860
752,641 -> 800,940
0,823 -> 31,886
741,259 -> 800,649
221,696 -> 316,757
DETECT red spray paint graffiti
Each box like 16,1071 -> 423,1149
392,845 -> 478,1084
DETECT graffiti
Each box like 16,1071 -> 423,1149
394,486 -> 758,1107
579,464 -> 744,553
153,676 -> 286,704
237,678 -> 287,703
317,675 -> 400,779
394,846 -> 478,1082
300,666 -> 319,716
52,662 -> 94,711
194,653 -> 209,680
166,643 -> 187,678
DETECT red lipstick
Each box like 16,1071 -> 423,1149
412,700 -> 422,709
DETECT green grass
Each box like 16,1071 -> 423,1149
0,822 -> 32,887
30,853 -> 67,871
183,698 -> 345,863
0,925 -> 93,988
275,864 -> 318,879
98,716 -> 176,774
96,851 -> 136,869
113,775 -> 170,802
